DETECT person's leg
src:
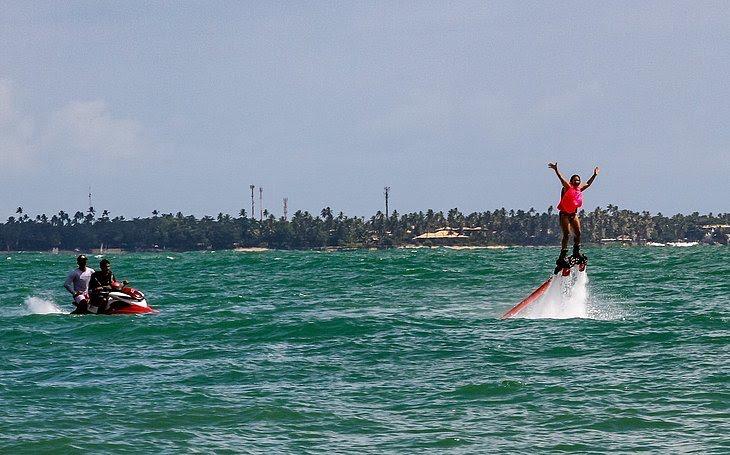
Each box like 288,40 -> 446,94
71,294 -> 88,314
570,215 -> 582,256
559,213 -> 571,259
553,213 -> 572,273
87,293 -> 103,314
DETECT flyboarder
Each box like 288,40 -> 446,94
548,162 -> 599,272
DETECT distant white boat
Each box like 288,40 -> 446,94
646,242 -> 666,247
667,241 -> 699,247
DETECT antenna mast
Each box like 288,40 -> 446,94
250,185 -> 255,219
384,186 -> 391,218
283,197 -> 288,221
259,187 -> 263,221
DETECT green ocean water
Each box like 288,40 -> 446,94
1,247 -> 728,453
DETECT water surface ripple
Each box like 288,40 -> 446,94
1,247 -> 728,453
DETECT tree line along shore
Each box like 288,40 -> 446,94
1,205 -> 728,252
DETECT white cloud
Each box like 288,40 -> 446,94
0,79 -> 37,173
0,79 -> 153,176
45,100 -> 148,163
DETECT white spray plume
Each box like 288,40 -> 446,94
518,269 -> 589,319
25,296 -> 66,315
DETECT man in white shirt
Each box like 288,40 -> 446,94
64,255 -> 94,314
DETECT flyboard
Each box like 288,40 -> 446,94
501,253 -> 588,319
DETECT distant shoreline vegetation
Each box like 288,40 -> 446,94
2,205 -> 728,252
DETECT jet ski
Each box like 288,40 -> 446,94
74,283 -> 157,315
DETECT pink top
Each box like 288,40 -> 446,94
557,185 -> 583,214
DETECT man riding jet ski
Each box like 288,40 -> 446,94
73,258 -> 156,315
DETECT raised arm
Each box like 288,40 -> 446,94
548,162 -> 570,189
581,167 -> 600,191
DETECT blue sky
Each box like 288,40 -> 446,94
1,1 -> 728,219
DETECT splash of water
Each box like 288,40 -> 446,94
25,296 -> 67,315
519,270 -> 589,319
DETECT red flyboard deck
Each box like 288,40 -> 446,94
501,277 -> 552,319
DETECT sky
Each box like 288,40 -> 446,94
1,1 -> 728,220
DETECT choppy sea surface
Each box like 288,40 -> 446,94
1,247 -> 728,453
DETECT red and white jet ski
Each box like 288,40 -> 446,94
101,285 -> 156,315
75,283 -> 157,315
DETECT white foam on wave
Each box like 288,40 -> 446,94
25,296 -> 67,315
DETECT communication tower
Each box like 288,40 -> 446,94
250,185 -> 255,219
259,187 -> 263,221
384,186 -> 391,218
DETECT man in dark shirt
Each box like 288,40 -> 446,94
88,259 -> 118,313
